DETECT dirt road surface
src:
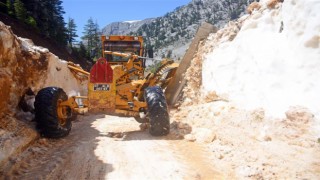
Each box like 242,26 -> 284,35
1,114 -> 223,179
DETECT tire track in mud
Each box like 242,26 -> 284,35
2,114 -> 222,179
169,140 -> 224,179
2,114 -> 109,180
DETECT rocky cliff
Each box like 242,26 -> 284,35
101,0 -> 255,60
0,21 -> 87,167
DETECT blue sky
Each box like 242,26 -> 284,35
62,0 -> 191,40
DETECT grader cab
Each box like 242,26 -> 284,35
34,35 -> 179,138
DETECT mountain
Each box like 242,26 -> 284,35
102,0 -> 255,60
101,18 -> 154,36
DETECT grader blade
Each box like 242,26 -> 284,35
165,22 -> 217,106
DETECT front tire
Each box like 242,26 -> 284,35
144,86 -> 170,136
34,87 -> 72,138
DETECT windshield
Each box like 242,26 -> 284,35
104,41 -> 141,62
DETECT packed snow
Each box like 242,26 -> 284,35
18,37 -> 88,97
173,0 -> 320,178
202,0 -> 320,119
123,20 -> 141,23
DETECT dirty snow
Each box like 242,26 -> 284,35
175,0 -> 320,178
19,37 -> 87,97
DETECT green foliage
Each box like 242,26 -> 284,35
6,0 -> 14,16
13,0 -> 27,21
3,0 -> 68,45
23,0 -> 67,45
92,56 -> 98,62
26,16 -> 37,28
78,42 -> 89,59
82,18 -> 101,61
148,61 -> 162,73
154,40 -> 160,49
66,18 -> 78,47
158,31 -> 165,41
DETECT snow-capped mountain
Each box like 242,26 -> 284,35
101,18 -> 154,36
102,0 -> 255,60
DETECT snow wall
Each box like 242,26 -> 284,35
202,0 -> 320,119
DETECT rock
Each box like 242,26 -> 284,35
247,2 -> 261,14
285,106 -> 314,124
139,123 -> 148,131
204,91 -> 219,103
267,0 -> 283,9
193,128 -> 216,143
38,138 -> 48,146
214,111 -> 221,116
251,108 -> 265,122
178,122 -> 187,129
264,136 -> 272,141
184,134 -> 196,142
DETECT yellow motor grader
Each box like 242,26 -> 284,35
34,35 -> 179,138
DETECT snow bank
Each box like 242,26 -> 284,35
44,55 -> 87,96
174,0 -> 320,178
18,38 -> 87,97
202,0 -> 320,118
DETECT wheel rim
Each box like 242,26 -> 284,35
57,99 -> 69,126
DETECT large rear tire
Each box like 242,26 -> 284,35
34,87 -> 72,138
144,86 -> 170,136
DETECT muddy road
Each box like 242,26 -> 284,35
1,114 -> 222,179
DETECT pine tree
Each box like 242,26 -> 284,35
23,0 -> 67,45
48,0 -> 67,45
82,18 -> 95,50
82,18 -> 101,59
66,17 -> 78,47
6,0 -> 14,16
13,0 -> 27,21
78,41 -> 89,59
93,20 -> 102,57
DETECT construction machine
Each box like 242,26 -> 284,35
34,35 -> 179,138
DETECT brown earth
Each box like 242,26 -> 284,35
0,114 -> 224,179
0,20 -> 87,171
